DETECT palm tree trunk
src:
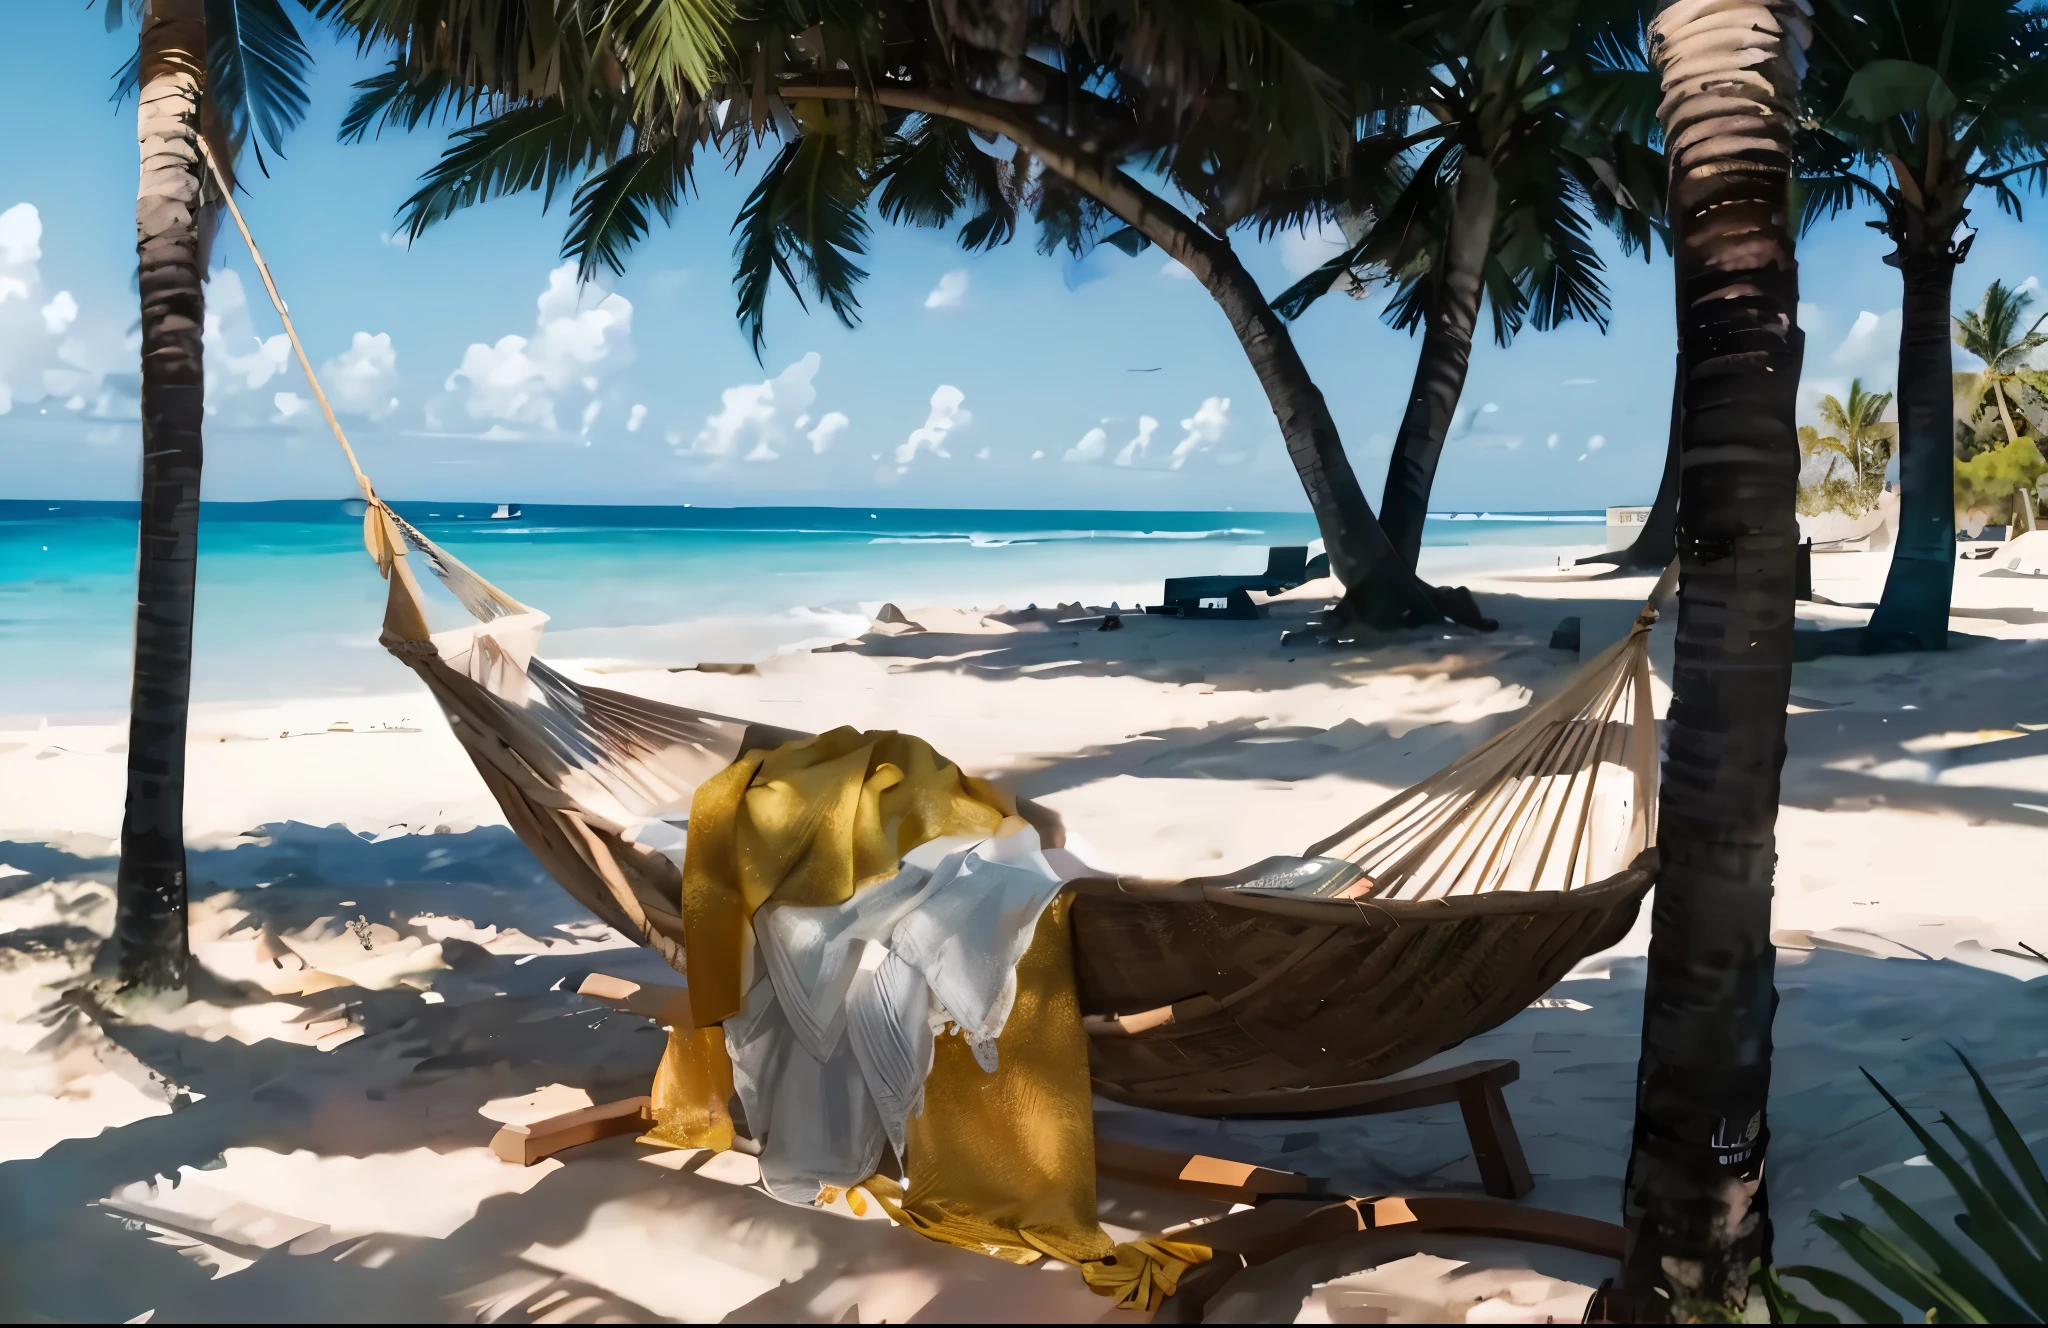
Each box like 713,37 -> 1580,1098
1865,228 -> 1957,653
794,82 -> 1487,630
1993,380 -> 2022,449
115,0 -> 208,994
1615,1 -> 1806,1318
1381,156 -> 1498,569
1190,241 -> 1448,626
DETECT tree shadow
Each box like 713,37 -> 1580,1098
833,584 -> 1652,700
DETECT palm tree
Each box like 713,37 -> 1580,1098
326,0 -> 1493,631
1612,0 -> 1808,1319
1800,1 -> 2048,653
1798,378 -> 1897,512
1269,0 -> 1666,574
102,0 -> 314,995
1955,277 -> 2048,453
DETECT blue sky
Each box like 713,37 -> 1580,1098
3,8 -> 2045,512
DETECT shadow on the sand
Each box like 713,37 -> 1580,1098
836,585 -> 1650,699
9,815 -> 2048,1319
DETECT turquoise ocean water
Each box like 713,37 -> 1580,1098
0,500 -> 1601,721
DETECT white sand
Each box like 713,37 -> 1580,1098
6,542 -> 2048,1322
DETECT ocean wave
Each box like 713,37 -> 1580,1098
1426,512 -> 1604,523
870,527 -> 1266,547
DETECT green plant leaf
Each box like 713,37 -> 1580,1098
566,138 -> 698,279
1838,59 -> 1959,125
395,102 -> 611,241
207,0 -> 313,171
1858,1175 -> 2031,1322
1812,1211 -> 1972,1321
1777,1263 -> 1901,1323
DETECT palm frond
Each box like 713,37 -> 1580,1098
339,60 -> 479,143
1271,237 -> 1371,320
395,101 -> 614,240
565,135 -> 699,279
1798,171 -> 1880,235
730,132 -> 871,357
206,0 -> 314,172
873,115 -> 967,229
610,0 -> 734,113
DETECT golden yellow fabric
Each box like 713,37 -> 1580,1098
873,894 -> 1111,1265
856,895 -> 1210,1310
639,1025 -> 735,1152
680,726 -> 1012,1027
1079,1239 -> 1216,1313
674,727 -> 1208,1310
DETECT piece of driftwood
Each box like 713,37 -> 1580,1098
1101,1058 -> 1533,1200
491,1096 -> 652,1166
1102,1136 -> 1627,1325
576,971 -> 693,1027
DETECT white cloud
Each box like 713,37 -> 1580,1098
896,384 -> 970,465
1160,258 -> 1197,281
1799,304 -> 1903,422
320,331 -> 399,419
807,410 -> 850,453
273,391 -> 308,419
1562,378 -> 1596,387
975,446 -> 990,460
1063,424 -> 1109,463
1546,432 -> 1560,449
626,403 -> 647,433
1031,449 -> 1045,460
1278,221 -> 1349,277
1169,396 -> 1230,469
441,262 -> 633,435
688,351 -> 822,459
40,290 -> 76,336
1114,415 -> 1160,466
203,268 -> 291,397
1832,309 -> 1902,373
1586,434 -> 1606,452
0,203 -> 130,419
924,269 -> 970,309
580,400 -> 603,437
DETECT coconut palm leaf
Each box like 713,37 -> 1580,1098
395,100 -> 619,240
731,132 -> 871,356
565,135 -> 702,279
205,0 -> 313,171
339,59 -> 486,142
872,115 -> 968,229
610,0 -> 733,112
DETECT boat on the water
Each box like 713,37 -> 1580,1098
491,504 -> 523,520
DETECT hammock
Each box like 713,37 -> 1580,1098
209,151 -> 1664,1109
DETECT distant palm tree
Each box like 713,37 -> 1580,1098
1612,0 -> 1808,1319
1268,0 -> 1666,574
101,0 -> 313,994
326,1 -> 1501,631
1800,0 -> 2048,652
1954,277 -> 2048,453
1798,378 -> 1897,512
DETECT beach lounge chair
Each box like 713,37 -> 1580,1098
1147,544 -> 1313,619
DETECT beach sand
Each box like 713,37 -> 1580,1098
6,542 -> 2048,1322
